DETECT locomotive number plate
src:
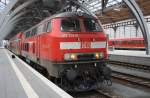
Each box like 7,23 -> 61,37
81,42 -> 91,49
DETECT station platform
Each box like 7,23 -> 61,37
0,49 -> 73,98
109,50 -> 150,66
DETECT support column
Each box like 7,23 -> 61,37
123,0 -> 150,54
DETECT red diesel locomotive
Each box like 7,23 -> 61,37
8,12 -> 111,91
109,38 -> 145,50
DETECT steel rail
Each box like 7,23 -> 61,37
109,61 -> 150,72
112,71 -> 150,89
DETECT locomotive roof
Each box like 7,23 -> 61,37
24,12 -> 95,33
50,12 -> 95,19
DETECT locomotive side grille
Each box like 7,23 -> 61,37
77,54 -> 95,60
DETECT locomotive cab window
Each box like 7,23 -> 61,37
61,18 -> 80,32
46,21 -> 52,32
84,19 -> 102,32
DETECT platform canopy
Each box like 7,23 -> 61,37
92,0 -> 150,24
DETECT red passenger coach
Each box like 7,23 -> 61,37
109,38 -> 145,50
8,12 -> 111,91
9,32 -> 23,55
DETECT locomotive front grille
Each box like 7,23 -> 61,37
77,54 -> 95,60
64,52 -> 104,61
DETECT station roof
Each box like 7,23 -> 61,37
0,0 -> 10,11
94,0 -> 150,24
1,0 -> 150,39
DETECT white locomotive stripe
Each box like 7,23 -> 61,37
60,42 -> 81,49
5,50 -> 39,98
91,42 -> 106,48
7,50 -> 73,98
60,41 -> 106,49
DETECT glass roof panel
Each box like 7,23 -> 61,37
85,0 -> 123,13
0,0 -> 10,12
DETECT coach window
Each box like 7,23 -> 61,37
32,28 -> 37,36
26,31 -> 31,38
33,43 -> 35,54
134,41 -> 136,44
112,41 -> 115,45
141,40 -> 143,44
46,21 -> 52,32
24,43 -> 26,51
25,32 -> 27,38
142,40 -> 144,44
138,40 -> 141,44
22,43 -> 24,50
120,41 -> 122,45
123,41 -> 126,44
115,41 -> 118,45
135,40 -> 138,44
27,43 -> 29,51
140,40 -> 142,44
61,18 -> 80,32
23,43 -> 25,50
25,43 -> 27,51
37,24 -> 44,34
128,41 -> 130,44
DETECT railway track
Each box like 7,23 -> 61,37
112,71 -> 150,89
109,61 -> 150,72
73,90 -> 121,98
97,90 -> 121,98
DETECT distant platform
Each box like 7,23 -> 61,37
109,50 -> 150,66
109,50 -> 149,57
0,47 -> 4,49
0,49 -> 72,98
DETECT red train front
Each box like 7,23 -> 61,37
8,12 -> 111,91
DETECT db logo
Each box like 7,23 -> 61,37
81,42 -> 91,48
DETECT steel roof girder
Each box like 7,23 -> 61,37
0,18 -> 23,40
0,0 -> 18,28
7,0 -> 37,22
0,0 -> 37,39
0,11 -> 27,37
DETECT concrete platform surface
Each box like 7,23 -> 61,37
0,49 -> 73,98
109,50 -> 150,66
109,50 -> 149,57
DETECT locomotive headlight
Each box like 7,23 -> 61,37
95,53 -> 100,59
95,52 -> 104,59
100,52 -> 104,58
70,54 -> 77,60
64,53 -> 77,60
64,54 -> 70,60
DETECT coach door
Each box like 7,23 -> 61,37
36,36 -> 40,62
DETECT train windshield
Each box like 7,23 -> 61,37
61,18 -> 80,32
84,19 -> 102,32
